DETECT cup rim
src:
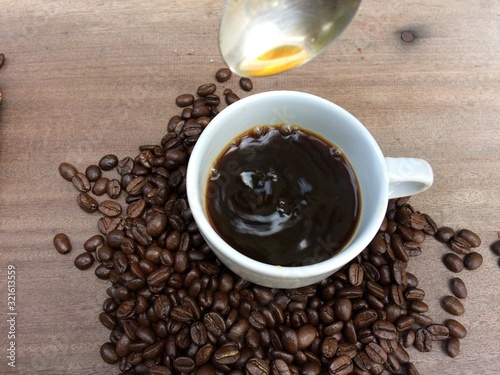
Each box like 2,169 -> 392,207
186,90 -> 388,279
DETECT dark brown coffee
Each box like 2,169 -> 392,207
206,124 -> 360,266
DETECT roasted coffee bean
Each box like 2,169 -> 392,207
92,177 -> 109,196
246,358 -> 270,375
106,179 -> 121,199
445,319 -> 467,339
442,253 -> 464,273
457,228 -> 481,247
99,154 -> 119,171
449,277 -> 467,299
72,172 -> 91,192
197,83 -> 217,97
215,67 -> 232,82
239,77 -> 253,91
297,324 -> 317,350
407,362 -> 420,375
441,296 -> 465,316
404,287 -> 425,301
225,91 -> 240,105
213,342 -> 241,365
85,164 -> 102,182
427,324 -> 449,341
446,337 -> 460,358
99,200 -> 122,217
372,320 -> 397,340
117,157 -> 135,175
352,309 -> 378,329
435,226 -> 455,243
77,192 -> 98,213
333,298 -> 352,321
490,239 -> 500,255
59,162 -> 78,181
204,311 -> 226,337
463,251 -> 483,270
53,233 -> 72,254
100,342 -> 119,364
173,357 -> 195,373
450,236 -> 472,255
99,312 -> 117,330
328,355 -> 353,375
414,328 -> 432,352
348,263 -> 364,286
321,336 -> 339,359
176,93 -> 194,107
74,252 -> 94,270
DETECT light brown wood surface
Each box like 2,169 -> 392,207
1,1 -> 499,374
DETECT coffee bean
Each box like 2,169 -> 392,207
490,239 -> 500,255
441,295 -> 465,316
77,192 -> 99,213
445,318 -> 467,339
414,328 -> 432,352
100,342 -> 119,364
449,277 -> 467,299
214,342 -> 241,365
372,320 -> 397,340
204,311 -> 226,337
173,357 -> 195,373
225,91 -> 240,105
348,263 -> 364,286
53,233 -> 72,254
59,162 -> 78,181
72,172 -> 91,192
85,164 -> 102,182
446,337 -> 460,358
106,179 -> 121,199
331,297 -> 351,322
84,234 -> 104,252
215,68 -> 232,82
442,253 -> 464,273
435,226 -> 455,243
457,228 -> 481,247
427,324 -> 449,341
74,252 -> 94,270
450,236 -> 472,255
92,177 -> 109,196
463,251 -> 483,270
99,154 -> 119,171
246,358 -> 270,375
176,93 -> 194,107
239,77 -> 253,91
98,200 -> 122,217
197,83 -> 217,97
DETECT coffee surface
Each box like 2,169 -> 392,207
206,124 -> 360,266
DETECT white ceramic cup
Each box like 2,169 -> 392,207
186,91 -> 433,288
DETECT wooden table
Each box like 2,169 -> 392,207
1,1 -> 499,374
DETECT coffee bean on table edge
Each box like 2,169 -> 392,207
0,53 -> 5,69
85,164 -> 102,182
56,69 -> 483,374
53,233 -> 72,254
490,239 -> 500,255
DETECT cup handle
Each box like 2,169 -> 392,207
385,157 -> 434,199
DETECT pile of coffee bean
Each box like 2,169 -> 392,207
54,69 -> 484,375
0,53 -> 5,104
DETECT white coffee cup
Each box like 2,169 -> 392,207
186,91 -> 433,288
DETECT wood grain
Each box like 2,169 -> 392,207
0,1 -> 499,374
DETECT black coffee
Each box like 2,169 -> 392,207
206,124 -> 361,266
